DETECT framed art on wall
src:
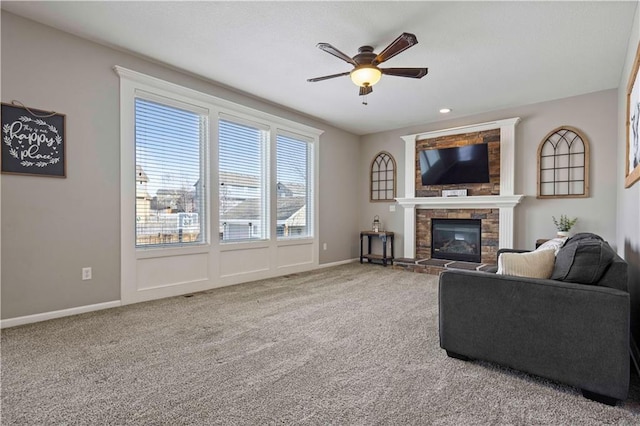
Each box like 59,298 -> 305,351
1,102 -> 66,178
537,126 -> 590,198
626,42 -> 640,188
370,151 -> 397,202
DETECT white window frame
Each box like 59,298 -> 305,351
116,66 -> 322,305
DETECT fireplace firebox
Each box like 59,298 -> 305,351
431,218 -> 482,263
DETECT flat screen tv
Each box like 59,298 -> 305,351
419,143 -> 490,186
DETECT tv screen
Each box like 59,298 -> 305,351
419,144 -> 490,186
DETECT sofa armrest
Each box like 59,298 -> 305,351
439,269 -> 630,400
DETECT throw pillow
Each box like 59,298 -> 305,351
496,249 -> 556,279
535,237 -> 568,255
551,239 -> 615,284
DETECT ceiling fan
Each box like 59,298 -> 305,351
307,32 -> 428,98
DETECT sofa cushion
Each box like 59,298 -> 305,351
497,249 -> 556,279
550,239 -> 615,284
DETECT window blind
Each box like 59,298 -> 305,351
135,97 -> 207,247
276,133 -> 312,238
218,118 -> 267,241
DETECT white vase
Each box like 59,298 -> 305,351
556,231 -> 570,238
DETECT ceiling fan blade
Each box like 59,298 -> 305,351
359,85 -> 373,96
374,33 -> 419,65
307,71 -> 351,82
381,67 -> 428,78
317,43 -> 358,67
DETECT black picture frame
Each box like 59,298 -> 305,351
1,102 -> 66,177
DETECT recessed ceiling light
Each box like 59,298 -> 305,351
439,108 -> 451,114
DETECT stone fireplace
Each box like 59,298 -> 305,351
396,118 -> 524,265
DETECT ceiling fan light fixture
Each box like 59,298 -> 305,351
350,65 -> 382,87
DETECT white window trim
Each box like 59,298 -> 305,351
115,66 -> 322,305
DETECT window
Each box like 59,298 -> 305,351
118,68 -> 319,249
537,127 -> 590,198
218,118 -> 268,242
370,151 -> 396,201
277,132 -> 312,238
135,97 -> 208,247
118,66 -> 322,304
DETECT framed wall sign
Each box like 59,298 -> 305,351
626,42 -> 640,188
1,102 -> 66,177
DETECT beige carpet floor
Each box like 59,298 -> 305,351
2,263 -> 639,425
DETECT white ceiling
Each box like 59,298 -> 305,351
2,1 -> 638,135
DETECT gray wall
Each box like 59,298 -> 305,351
360,89 -> 619,257
1,12 -> 360,319
617,3 -> 640,352
3,6 -> 636,328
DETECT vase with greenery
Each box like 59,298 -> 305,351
553,215 -> 577,237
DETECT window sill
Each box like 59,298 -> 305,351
136,243 -> 210,259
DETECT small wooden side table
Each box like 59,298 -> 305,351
360,231 -> 395,266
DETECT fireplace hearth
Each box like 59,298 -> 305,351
431,218 -> 482,263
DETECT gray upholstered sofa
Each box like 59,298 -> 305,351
438,233 -> 630,405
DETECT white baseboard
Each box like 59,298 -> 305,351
316,258 -> 359,268
0,300 -> 121,329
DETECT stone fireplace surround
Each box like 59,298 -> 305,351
396,118 -> 524,265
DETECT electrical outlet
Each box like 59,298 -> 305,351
323,243 -> 327,251
389,204 -> 396,212
82,267 -> 92,281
